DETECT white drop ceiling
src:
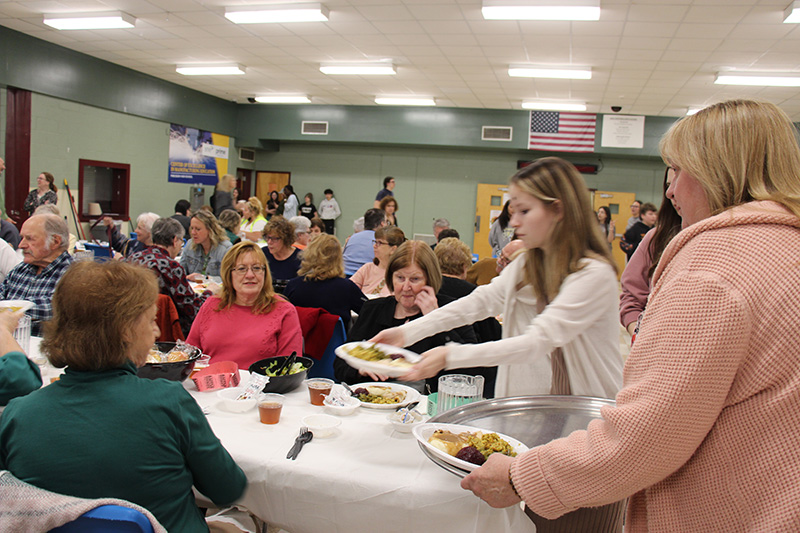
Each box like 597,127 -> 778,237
3,0 -> 800,119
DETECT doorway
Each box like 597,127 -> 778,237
593,190 -> 636,277
236,168 -> 253,201
473,183 -> 509,260
256,171 -> 290,211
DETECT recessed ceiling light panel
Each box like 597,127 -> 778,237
482,0 -> 600,21
509,66 -> 592,79
522,101 -> 587,111
176,64 -> 246,76
225,3 -> 329,24
784,1 -> 800,23
43,11 -> 136,30
715,73 -> 800,87
320,62 -> 396,75
375,97 -> 435,106
254,95 -> 311,104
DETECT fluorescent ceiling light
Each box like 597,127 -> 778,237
176,64 -> 246,76
43,11 -> 135,30
482,0 -> 600,21
784,1 -> 800,23
715,73 -> 800,87
375,97 -> 435,106
225,3 -> 329,24
254,95 -> 311,104
509,66 -> 592,79
320,63 -> 396,75
686,107 -> 703,116
522,101 -> 587,111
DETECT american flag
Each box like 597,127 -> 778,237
528,111 -> 597,153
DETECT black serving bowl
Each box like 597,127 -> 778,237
248,355 -> 314,394
137,342 -> 202,382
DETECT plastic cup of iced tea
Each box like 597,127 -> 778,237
306,378 -> 334,406
258,393 -> 285,424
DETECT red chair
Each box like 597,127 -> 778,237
156,294 -> 183,342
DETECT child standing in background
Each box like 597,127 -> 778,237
319,189 -> 341,235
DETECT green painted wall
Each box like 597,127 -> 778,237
257,142 -> 667,248
28,93 -> 251,232
0,25 -> 236,135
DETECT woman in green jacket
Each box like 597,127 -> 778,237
0,260 -> 246,532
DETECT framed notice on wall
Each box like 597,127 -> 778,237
168,124 -> 230,184
600,115 -> 645,149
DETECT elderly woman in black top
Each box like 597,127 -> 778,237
334,240 -> 489,393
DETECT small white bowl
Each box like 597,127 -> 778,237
216,387 -> 257,413
323,396 -> 361,416
302,414 -> 341,438
387,409 -> 424,433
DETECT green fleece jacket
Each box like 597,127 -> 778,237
0,362 -> 246,532
0,352 -> 41,406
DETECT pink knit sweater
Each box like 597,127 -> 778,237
186,296 -> 303,369
511,201 -> 800,532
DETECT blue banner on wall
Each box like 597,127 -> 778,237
168,124 -> 229,184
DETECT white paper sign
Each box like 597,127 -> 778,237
601,115 -> 645,149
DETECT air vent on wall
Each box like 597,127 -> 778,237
302,121 -> 329,135
482,126 -> 512,141
239,148 -> 255,162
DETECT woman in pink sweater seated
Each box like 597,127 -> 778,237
460,99 -> 800,532
187,241 -> 302,369
350,226 -> 405,297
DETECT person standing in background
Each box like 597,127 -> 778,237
374,176 -> 395,208
282,185 -> 299,218
319,189 -> 341,235
212,174 -> 237,217
488,200 -> 514,257
622,202 -> 657,260
625,200 -> 642,230
299,193 -> 317,221
596,206 -> 615,251
23,172 -> 58,215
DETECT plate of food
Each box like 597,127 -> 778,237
335,342 -> 421,378
0,300 -> 34,314
413,423 -> 528,473
350,382 -> 420,410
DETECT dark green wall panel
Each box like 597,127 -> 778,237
0,25 -> 236,134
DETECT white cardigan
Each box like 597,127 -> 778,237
398,255 -> 623,399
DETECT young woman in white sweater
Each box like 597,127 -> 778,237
372,157 -> 623,399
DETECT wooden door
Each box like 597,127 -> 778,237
255,171 -> 290,210
236,168 -> 253,200
473,183 -> 510,260
593,190 -> 636,278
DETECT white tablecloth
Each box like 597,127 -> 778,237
185,372 -> 533,533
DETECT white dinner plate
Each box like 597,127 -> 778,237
349,381 -> 421,410
0,300 -> 34,314
413,423 -> 529,473
335,342 -> 421,378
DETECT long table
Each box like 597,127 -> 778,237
185,373 -> 533,533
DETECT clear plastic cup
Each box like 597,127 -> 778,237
306,378 -> 334,406
258,393 -> 285,424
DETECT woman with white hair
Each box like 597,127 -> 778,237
104,212 -> 159,258
289,216 -> 311,250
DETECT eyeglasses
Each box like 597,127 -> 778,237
372,240 -> 390,246
265,236 -> 281,242
232,265 -> 266,275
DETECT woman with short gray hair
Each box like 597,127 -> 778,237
127,217 -> 208,336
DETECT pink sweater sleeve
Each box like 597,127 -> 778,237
511,266 -> 749,518
275,301 -> 303,356
619,229 -> 654,328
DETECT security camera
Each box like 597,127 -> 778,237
611,106 -> 622,113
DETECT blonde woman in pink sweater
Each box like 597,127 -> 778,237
461,100 -> 800,532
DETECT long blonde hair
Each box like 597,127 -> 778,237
189,210 -> 229,252
511,157 -> 615,302
217,241 -> 278,314
660,99 -> 800,219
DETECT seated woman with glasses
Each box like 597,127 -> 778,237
261,216 -> 302,294
187,241 -> 302,369
350,226 -> 405,297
